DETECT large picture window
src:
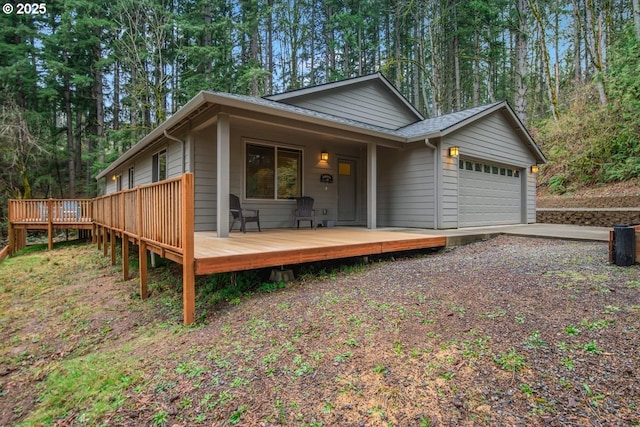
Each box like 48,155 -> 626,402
246,143 -> 302,199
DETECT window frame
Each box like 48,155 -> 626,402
244,140 -> 304,201
128,166 -> 135,189
152,149 -> 167,183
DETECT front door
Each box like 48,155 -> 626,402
338,158 -> 356,222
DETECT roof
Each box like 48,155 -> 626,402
97,85 -> 545,180
264,72 -> 425,122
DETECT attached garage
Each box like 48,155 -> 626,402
458,158 -> 522,227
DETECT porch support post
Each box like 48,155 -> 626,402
216,112 -> 231,238
367,142 -> 377,229
182,173 -> 195,325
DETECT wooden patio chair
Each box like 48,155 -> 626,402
229,194 -> 261,233
293,196 -> 317,229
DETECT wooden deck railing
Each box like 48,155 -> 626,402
9,199 -> 94,224
92,175 -> 185,256
8,173 -> 196,325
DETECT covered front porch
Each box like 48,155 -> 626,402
188,95 -> 411,236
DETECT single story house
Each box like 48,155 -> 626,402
96,73 -> 546,235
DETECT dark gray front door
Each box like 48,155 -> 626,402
338,159 -> 356,221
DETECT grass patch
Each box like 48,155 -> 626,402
22,352 -> 140,426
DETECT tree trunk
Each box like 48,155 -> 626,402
514,0 -> 528,124
584,0 -> 608,104
473,29 -> 480,106
64,74 -> 75,198
573,2 -> 582,82
529,0 -> 559,121
634,0 -> 640,40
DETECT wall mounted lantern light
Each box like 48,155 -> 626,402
449,146 -> 459,157
531,165 -> 539,173
321,151 -> 329,161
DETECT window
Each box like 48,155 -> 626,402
115,175 -> 122,192
246,143 -> 302,199
484,164 -> 491,173
514,170 -> 520,178
465,161 -> 473,171
492,166 -> 499,174
128,167 -> 135,188
500,168 -> 506,176
459,159 -> 464,169
507,169 -> 513,177
152,149 -> 167,182
475,163 -> 482,172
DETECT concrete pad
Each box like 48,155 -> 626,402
395,223 -> 610,244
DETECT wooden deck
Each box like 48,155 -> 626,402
194,228 -> 447,275
6,175 -> 447,325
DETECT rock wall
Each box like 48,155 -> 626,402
536,209 -> 640,227
537,195 -> 640,209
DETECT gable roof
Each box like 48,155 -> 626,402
398,101 -> 546,162
265,72 -> 424,127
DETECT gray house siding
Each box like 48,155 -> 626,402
136,154 -> 154,187
277,81 -> 418,130
377,145 -> 435,228
445,113 -> 536,167
526,169 -> 536,223
440,112 -> 538,227
439,149 -> 459,229
167,138 -> 185,177
194,131 -> 217,232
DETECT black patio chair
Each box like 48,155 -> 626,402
230,194 -> 261,233
293,196 -> 317,229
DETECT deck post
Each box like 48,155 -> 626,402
139,240 -> 148,299
8,204 -> 14,255
103,225 -> 108,257
110,230 -> 117,265
216,112 -> 230,238
182,173 -> 195,325
19,228 -> 26,251
47,199 -> 53,250
122,238 -> 129,280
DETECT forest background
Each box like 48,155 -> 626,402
1,0 -> 640,238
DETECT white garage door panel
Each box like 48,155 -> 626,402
459,162 -> 521,227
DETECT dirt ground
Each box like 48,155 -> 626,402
1,236 -> 640,426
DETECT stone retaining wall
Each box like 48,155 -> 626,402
538,195 -> 640,209
536,209 -> 640,227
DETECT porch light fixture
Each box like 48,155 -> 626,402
321,151 -> 329,161
112,174 -> 118,181
449,146 -> 459,157
531,165 -> 539,173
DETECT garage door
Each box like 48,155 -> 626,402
458,159 -> 521,227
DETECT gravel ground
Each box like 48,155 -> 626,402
130,235 -> 640,426
2,235 -> 639,426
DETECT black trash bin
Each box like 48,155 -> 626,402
614,224 -> 636,267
